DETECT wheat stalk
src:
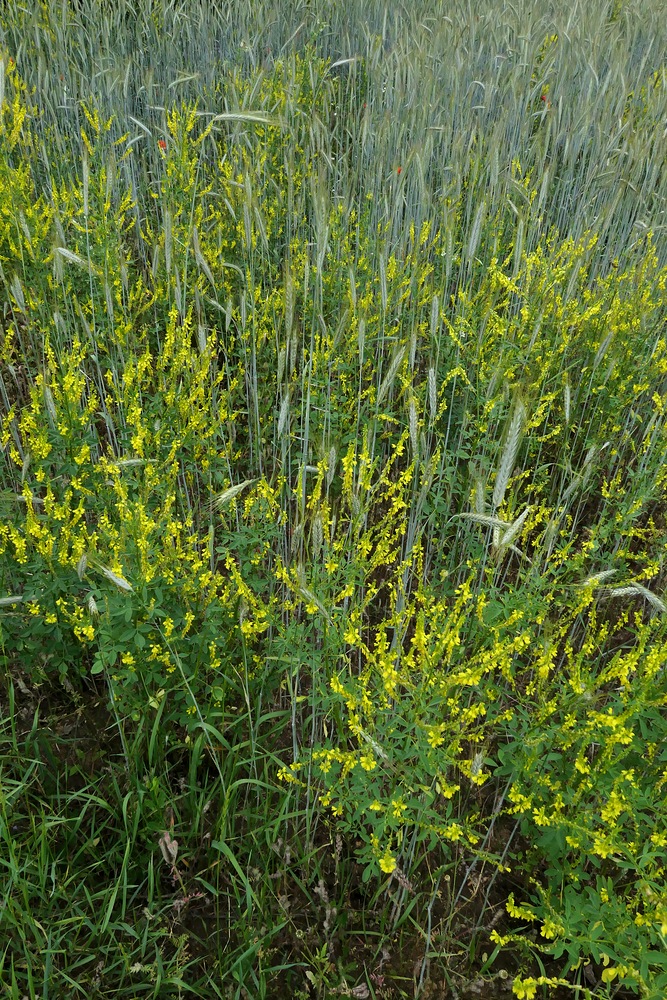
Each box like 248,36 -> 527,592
409,398 -> 419,456
377,346 -> 406,405
207,479 -> 257,513
428,367 -> 437,422
498,506 -> 532,549
278,391 -> 291,437
492,397 -> 526,512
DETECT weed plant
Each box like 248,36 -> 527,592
1,0 -> 667,997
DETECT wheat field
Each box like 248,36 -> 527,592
1,1 -> 667,997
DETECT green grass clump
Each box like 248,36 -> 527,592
2,1 -> 667,997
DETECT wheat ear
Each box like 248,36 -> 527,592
492,398 -> 526,512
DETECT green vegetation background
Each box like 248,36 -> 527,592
1,0 -> 667,997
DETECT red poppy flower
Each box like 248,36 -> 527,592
397,166 -> 402,175
158,139 -> 167,151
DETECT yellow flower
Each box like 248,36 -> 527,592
512,978 -> 537,1000
74,624 -> 96,642
390,797 -> 407,820
379,849 -> 396,874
